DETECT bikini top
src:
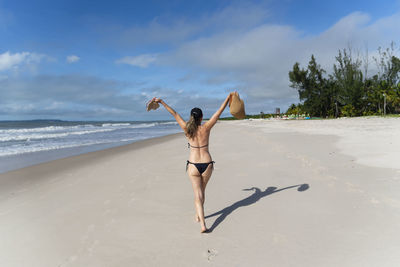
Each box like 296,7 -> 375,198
188,143 -> 209,149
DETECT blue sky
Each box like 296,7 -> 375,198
1,0 -> 400,121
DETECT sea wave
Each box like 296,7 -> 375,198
0,120 -> 180,158
158,121 -> 178,125
101,123 -> 131,127
126,123 -> 157,128
0,124 -> 96,134
0,128 -> 116,142
0,140 -> 122,157
0,122 -> 163,137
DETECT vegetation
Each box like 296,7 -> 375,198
219,113 -> 275,120
288,43 -> 400,117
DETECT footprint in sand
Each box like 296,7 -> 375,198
57,255 -> 78,267
370,197 -> 380,205
206,249 -> 218,261
105,218 -> 116,227
86,239 -> 99,255
103,209 -> 112,215
68,255 -> 78,263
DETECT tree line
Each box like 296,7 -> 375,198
287,43 -> 400,117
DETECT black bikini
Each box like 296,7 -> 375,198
186,160 -> 214,174
187,143 -> 209,149
186,143 -> 215,174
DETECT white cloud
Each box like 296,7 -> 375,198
158,11 -> 400,113
0,74 -> 143,119
66,55 -> 80,63
0,51 -> 44,71
3,4 -> 400,118
0,74 -> 228,120
116,54 -> 158,68
97,2 -> 270,48
90,5 -> 400,114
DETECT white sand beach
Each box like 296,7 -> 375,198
1,117 -> 400,266
240,116 -> 400,170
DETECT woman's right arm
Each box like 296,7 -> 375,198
154,98 -> 186,131
204,93 -> 232,130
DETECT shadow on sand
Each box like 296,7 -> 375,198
205,184 -> 309,232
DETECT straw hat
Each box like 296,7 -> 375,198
229,92 -> 246,119
146,99 -> 160,111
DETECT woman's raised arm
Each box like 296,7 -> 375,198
154,98 -> 186,131
204,93 -> 232,130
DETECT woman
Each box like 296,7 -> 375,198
153,93 -> 232,233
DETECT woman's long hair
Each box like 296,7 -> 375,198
186,107 -> 203,138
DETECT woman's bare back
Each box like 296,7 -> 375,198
187,125 -> 212,163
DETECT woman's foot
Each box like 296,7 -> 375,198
200,222 -> 209,233
201,227 -> 210,233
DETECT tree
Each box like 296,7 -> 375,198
332,48 -> 364,116
373,43 -> 400,113
286,103 -> 304,116
288,42 -> 400,117
289,55 -> 332,117
374,42 -> 400,86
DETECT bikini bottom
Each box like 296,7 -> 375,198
186,160 -> 215,175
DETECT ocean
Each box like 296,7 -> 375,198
0,120 -> 182,173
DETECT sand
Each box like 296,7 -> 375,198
1,117 -> 400,266
239,116 -> 400,170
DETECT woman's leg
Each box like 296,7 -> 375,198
200,164 -> 213,204
187,165 -> 208,232
193,165 -> 213,222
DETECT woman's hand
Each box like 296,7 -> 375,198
153,97 -> 186,130
153,97 -> 163,104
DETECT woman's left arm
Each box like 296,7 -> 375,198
204,93 -> 232,130
154,98 -> 186,130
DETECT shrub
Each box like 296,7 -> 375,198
342,104 -> 357,117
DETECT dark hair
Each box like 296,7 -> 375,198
186,107 -> 203,138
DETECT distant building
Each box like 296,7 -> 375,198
275,108 -> 280,115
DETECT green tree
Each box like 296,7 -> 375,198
286,103 -> 305,116
289,55 -> 332,117
373,43 -> 400,114
374,43 -> 400,86
332,48 -> 364,116
288,42 -> 400,117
